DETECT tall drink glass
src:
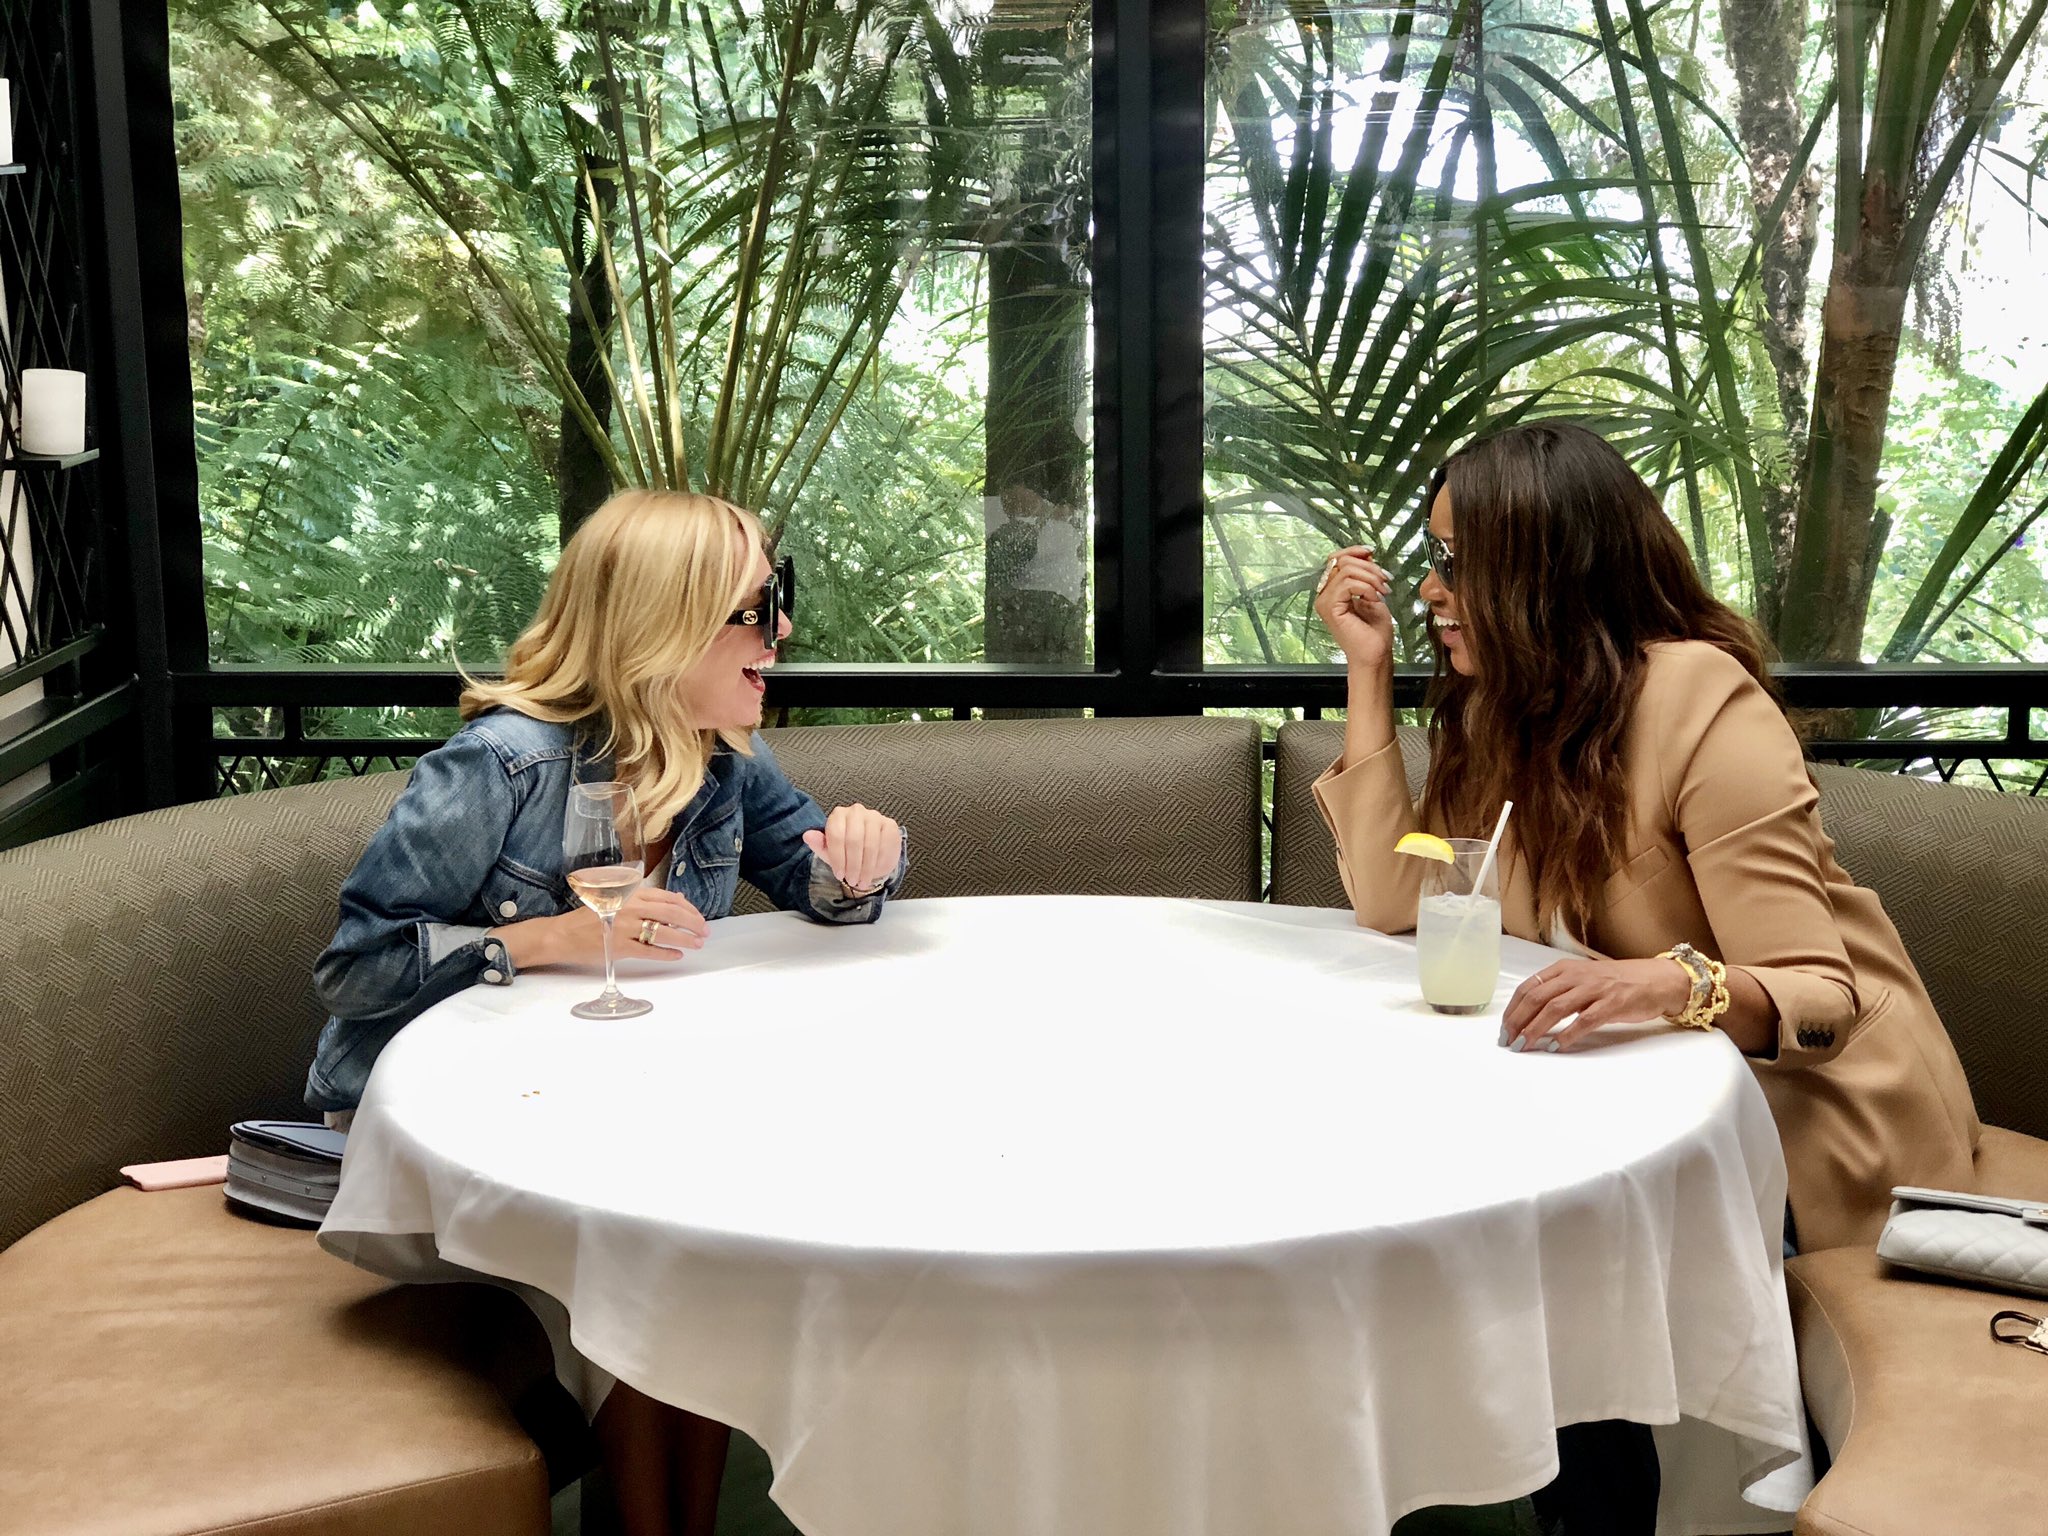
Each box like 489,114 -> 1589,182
1416,838 -> 1503,1015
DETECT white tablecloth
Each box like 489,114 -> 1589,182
322,895 -> 1810,1536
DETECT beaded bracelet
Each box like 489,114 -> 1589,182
1658,942 -> 1730,1031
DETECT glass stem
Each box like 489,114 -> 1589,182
600,912 -> 619,1001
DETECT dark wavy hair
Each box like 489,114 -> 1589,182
1418,422 -> 1778,934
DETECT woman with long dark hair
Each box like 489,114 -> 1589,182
1312,421 -> 1982,1530
1314,420 -> 1977,1246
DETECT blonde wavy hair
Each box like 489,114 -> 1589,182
460,488 -> 765,835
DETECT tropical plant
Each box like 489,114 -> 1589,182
1778,0 -> 2048,660
184,0 -> 993,531
1205,0 -> 1765,661
179,0 -> 1094,680
1203,0 -> 2048,678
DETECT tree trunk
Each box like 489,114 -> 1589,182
1773,0 -> 2048,660
1720,0 -> 1820,635
559,169 -> 618,545
1777,179 -> 1909,661
985,232 -> 1088,670
982,30 -> 1088,713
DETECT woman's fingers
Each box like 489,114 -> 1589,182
872,815 -> 901,887
1325,554 -> 1390,599
1503,965 -> 1594,1047
845,804 -> 879,888
645,890 -> 708,937
823,804 -> 852,882
861,813 -> 897,888
618,889 -> 706,951
1541,1003 -> 1617,1053
1506,985 -> 1595,1052
1314,551 -> 1389,605
821,804 -> 897,889
1503,965 -> 1581,1036
630,888 -> 707,938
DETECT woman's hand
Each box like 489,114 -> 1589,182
1499,956 -> 1693,1052
1312,546 -> 1396,672
802,803 -> 902,894
497,886 -> 709,970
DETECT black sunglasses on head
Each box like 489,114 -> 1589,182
1425,531 -> 1455,589
727,555 -> 795,630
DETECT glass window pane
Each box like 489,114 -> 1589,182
1204,0 -> 2048,670
173,1 -> 1091,669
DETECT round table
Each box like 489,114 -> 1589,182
321,895 -> 1811,1536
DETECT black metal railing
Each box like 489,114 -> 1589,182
189,661 -> 2048,797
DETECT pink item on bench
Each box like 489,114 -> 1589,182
120,1155 -> 230,1191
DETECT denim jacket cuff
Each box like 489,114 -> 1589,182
421,921 -> 517,987
807,826 -> 909,922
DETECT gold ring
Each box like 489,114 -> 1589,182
638,918 -> 660,946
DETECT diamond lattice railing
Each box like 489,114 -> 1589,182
0,0 -> 101,676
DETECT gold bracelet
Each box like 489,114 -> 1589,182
1658,942 -> 1730,1031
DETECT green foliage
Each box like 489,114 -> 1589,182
173,0 -> 2048,705
1204,0 -> 1763,661
177,26 -> 559,670
173,0 -> 1069,669
1203,0 -> 2048,671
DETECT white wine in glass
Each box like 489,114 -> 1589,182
563,781 -> 653,1019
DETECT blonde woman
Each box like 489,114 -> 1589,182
307,489 -> 907,1536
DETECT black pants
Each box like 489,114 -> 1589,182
1529,1420 -> 1660,1536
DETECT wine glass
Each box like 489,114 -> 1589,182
563,781 -> 653,1020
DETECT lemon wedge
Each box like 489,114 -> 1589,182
1393,832 -> 1457,864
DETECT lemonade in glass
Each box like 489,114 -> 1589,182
1413,837 -> 1503,1014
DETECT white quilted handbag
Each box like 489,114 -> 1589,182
1876,1186 -> 2048,1297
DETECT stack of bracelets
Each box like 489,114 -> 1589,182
1658,941 -> 1731,1031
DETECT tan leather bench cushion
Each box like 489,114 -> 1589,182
0,1186 -> 553,1536
1786,1125 -> 2048,1536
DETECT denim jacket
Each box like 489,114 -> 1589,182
306,709 -> 908,1110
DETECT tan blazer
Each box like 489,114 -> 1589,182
1313,639 -> 1981,1253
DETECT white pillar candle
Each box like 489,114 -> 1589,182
0,80 -> 11,166
19,369 -> 87,457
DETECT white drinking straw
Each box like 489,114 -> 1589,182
1470,798 -> 1514,901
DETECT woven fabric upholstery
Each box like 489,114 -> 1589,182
738,715 -> 1264,913
1270,720 -> 2048,1142
1807,766 -> 2048,1142
0,772 -> 408,1250
1269,720 -> 1425,909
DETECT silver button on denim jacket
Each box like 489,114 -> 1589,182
305,709 -> 907,1111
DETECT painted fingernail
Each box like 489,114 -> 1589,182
1497,1026 -> 1508,1047
1543,1038 -> 1560,1053
1508,1036 -> 1526,1053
